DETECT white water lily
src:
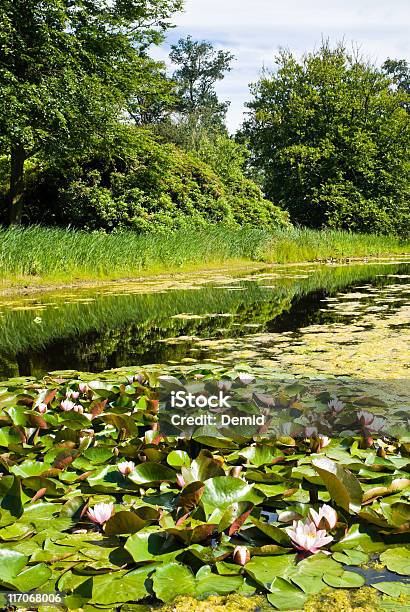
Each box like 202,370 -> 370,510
233,545 -> 250,566
117,461 -> 135,476
87,502 -> 114,525
287,518 -> 333,554
309,504 -> 338,530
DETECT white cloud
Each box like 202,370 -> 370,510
154,0 -> 410,131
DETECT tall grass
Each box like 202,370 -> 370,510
0,224 -> 408,282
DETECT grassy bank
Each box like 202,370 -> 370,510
0,225 -> 409,284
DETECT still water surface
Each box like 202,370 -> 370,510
0,259 -> 408,379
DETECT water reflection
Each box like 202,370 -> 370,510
0,259 -> 408,378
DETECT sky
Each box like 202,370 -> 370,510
152,0 -> 410,132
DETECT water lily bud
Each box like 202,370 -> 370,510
230,466 -> 242,478
377,446 -> 386,458
37,403 -> 47,414
176,474 -> 186,489
233,545 -> 250,566
117,461 -> 135,476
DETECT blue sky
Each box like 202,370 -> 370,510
152,0 -> 410,131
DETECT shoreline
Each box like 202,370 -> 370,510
0,253 -> 409,298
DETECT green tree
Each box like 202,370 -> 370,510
169,35 -> 234,129
0,0 -> 182,224
243,42 -> 410,234
382,58 -> 410,94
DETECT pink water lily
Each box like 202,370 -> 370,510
328,398 -> 344,414
66,390 -> 80,400
60,399 -> 75,411
287,518 -> 333,554
79,383 -> 90,394
176,474 -> 186,489
117,461 -> 135,476
37,402 -> 48,414
309,504 -> 338,530
358,410 -> 385,432
87,502 -> 114,525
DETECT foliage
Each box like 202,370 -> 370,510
170,35 -> 234,127
0,0 -> 182,223
243,42 -> 410,235
0,365 -> 408,610
11,126 -> 288,232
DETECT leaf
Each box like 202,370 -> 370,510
10,563 -> 52,590
195,565 -> 243,598
312,457 -> 363,513
0,549 -> 28,582
128,462 -> 176,485
380,547 -> 410,576
244,555 -> 297,588
250,517 -> 291,546
177,481 -> 205,511
167,450 -> 190,468
201,476 -> 264,516
104,511 -> 147,536
124,531 -> 183,563
372,582 -> 410,597
92,567 -> 152,605
332,550 -> 369,566
267,577 -> 307,611
219,502 -> 254,535
323,570 -> 365,588
152,562 -> 195,602
0,475 -> 23,526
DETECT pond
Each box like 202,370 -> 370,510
0,257 -> 408,379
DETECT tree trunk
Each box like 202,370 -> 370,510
7,143 -> 26,225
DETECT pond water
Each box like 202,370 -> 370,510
0,258 -> 409,379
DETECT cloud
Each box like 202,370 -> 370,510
155,0 -> 410,131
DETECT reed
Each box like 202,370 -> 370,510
0,224 -> 408,282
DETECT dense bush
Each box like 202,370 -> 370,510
10,127 -> 289,232
243,43 -> 410,235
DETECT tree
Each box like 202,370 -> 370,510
169,36 -> 234,128
243,42 -> 410,234
382,58 -> 410,94
0,0 -> 182,224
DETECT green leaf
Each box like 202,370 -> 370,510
11,563 -> 52,590
0,549 -> 28,582
195,565 -> 243,598
128,462 -> 176,485
323,570 -> 365,588
332,550 -> 369,566
92,567 -> 152,605
201,476 -> 264,516
267,577 -> 307,610
167,450 -> 191,468
312,457 -> 363,513
250,517 -> 291,546
380,547 -> 410,576
372,582 -> 410,597
244,555 -> 297,588
104,511 -> 147,536
0,475 -> 23,527
152,562 -> 195,602
124,530 -> 183,563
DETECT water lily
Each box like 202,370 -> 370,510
318,435 -> 331,450
287,518 -> 333,554
117,461 -> 135,476
358,410 -> 385,432
66,390 -> 80,400
233,545 -> 250,566
309,504 -> 338,530
328,398 -> 344,414
87,502 -> 114,525
237,372 -> 255,385
176,474 -> 186,489
60,399 -> 75,411
37,402 -> 48,414
79,383 -> 89,394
